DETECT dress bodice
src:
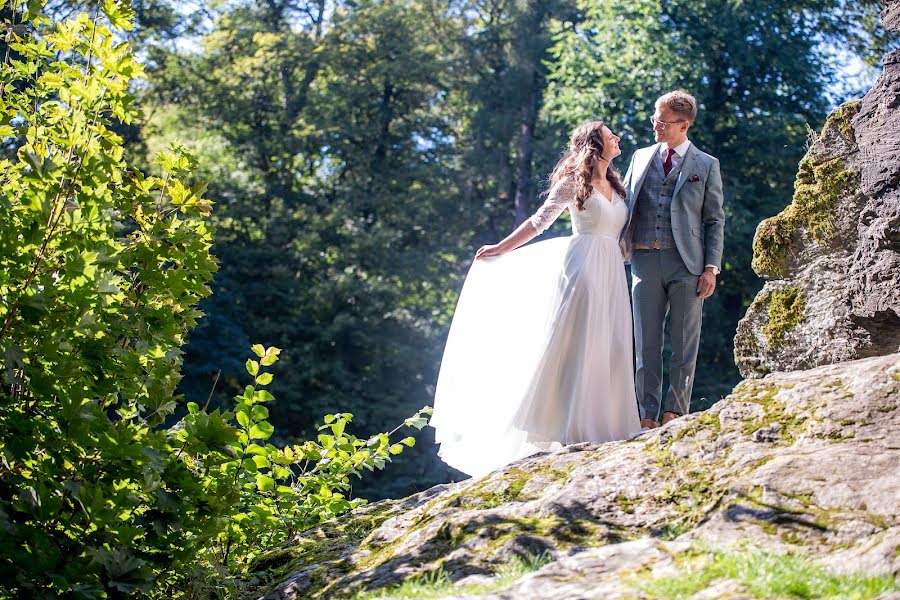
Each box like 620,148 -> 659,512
530,177 -> 627,239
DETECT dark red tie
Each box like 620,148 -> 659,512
663,148 -> 675,176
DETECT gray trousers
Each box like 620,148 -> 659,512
631,249 -> 703,420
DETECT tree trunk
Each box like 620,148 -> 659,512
511,2 -> 545,227
513,92 -> 537,226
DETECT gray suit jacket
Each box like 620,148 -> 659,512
620,142 -> 725,276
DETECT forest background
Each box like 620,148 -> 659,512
10,0 -> 895,505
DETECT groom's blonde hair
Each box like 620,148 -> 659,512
656,90 -> 697,123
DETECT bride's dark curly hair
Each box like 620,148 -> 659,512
547,120 -> 626,211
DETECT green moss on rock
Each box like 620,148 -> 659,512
752,216 -> 792,280
751,156 -> 859,279
463,468 -> 531,509
734,380 -> 808,444
823,99 -> 861,142
761,287 -> 806,348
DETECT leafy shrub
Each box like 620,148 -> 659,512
0,2 -> 428,596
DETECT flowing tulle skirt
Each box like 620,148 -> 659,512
430,233 -> 641,478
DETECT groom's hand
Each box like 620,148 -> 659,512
697,269 -> 717,299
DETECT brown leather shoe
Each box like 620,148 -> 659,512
640,418 -> 660,430
661,411 -> 681,425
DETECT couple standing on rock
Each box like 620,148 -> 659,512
430,90 -> 726,478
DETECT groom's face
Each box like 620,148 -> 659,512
652,105 -> 690,145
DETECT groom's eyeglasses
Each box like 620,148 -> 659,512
650,116 -> 685,129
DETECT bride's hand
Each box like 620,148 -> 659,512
475,244 -> 504,259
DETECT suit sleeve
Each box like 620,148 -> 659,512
702,158 -> 725,270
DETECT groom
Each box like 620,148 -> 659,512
621,90 -> 725,430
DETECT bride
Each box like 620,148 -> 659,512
429,120 -> 642,478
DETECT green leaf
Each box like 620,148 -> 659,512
250,405 -> 269,422
236,411 -> 250,429
101,0 -> 136,31
246,359 -> 259,376
245,444 -> 267,456
255,372 -> 273,386
255,474 -> 275,492
251,455 -> 270,469
400,437 -> 416,447
275,485 -> 295,496
260,346 -> 281,366
253,390 -> 276,403
251,344 -> 265,358
272,466 -> 291,479
403,415 -> 429,430
249,421 -> 275,440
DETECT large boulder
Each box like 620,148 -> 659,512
733,6 -> 900,378
248,353 -> 900,599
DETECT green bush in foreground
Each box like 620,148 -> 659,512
0,2 -> 428,596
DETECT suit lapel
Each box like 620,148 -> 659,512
631,144 -> 660,202
671,145 -> 699,201
653,150 -> 665,176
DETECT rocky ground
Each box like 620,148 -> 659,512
246,353 -> 900,599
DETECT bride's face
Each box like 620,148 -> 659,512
602,126 -> 621,160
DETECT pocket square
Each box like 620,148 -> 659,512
689,174 -> 701,182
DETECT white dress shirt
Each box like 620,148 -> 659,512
659,139 -> 692,171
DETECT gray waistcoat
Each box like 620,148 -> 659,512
632,152 -> 684,248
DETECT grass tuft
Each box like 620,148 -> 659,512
350,551 -> 553,599
640,546 -> 898,599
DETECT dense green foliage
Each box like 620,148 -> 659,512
144,0 -> 474,499
0,2 -> 427,595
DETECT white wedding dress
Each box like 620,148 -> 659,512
430,177 -> 641,478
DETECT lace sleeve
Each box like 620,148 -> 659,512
529,177 -> 577,234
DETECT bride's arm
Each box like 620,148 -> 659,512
475,178 -> 576,259
475,220 -> 539,259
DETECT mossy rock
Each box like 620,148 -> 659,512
761,286 -> 806,348
752,157 -> 859,279
251,356 -> 900,600
822,99 -> 861,143
750,100 -> 861,280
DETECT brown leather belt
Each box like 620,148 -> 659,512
633,241 -> 662,250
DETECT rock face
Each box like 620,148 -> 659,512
884,0 -> 900,31
250,353 -> 900,599
733,6 -> 900,378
